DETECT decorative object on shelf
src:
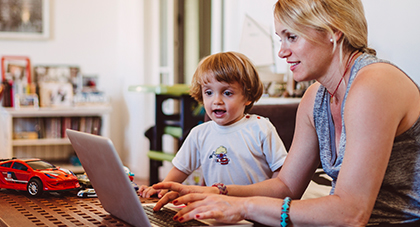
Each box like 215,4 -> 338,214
72,74 -> 109,106
1,56 -> 35,108
0,0 -> 50,40
39,82 -> 73,107
81,74 -> 98,92
15,93 -> 39,109
34,65 -> 81,94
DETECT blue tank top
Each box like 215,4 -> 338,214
314,53 -> 420,224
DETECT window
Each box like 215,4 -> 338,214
12,162 -> 28,171
1,162 -> 12,168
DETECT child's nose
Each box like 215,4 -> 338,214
213,94 -> 223,105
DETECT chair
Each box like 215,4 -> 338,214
249,103 -> 299,151
204,103 -> 299,151
139,85 -> 204,185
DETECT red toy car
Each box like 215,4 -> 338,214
0,158 -> 80,197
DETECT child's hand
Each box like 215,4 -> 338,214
138,185 -> 169,198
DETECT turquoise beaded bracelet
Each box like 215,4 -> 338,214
280,197 -> 291,227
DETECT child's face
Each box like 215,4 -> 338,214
202,77 -> 251,126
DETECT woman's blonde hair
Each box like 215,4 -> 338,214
274,0 -> 376,59
190,51 -> 264,114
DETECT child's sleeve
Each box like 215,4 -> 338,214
171,127 -> 201,175
263,122 -> 288,172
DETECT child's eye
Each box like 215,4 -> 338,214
224,91 -> 233,96
204,90 -> 213,96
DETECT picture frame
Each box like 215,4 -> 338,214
0,0 -> 50,40
39,82 -> 73,107
16,93 -> 39,109
34,65 -> 81,94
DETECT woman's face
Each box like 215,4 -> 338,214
274,19 -> 334,82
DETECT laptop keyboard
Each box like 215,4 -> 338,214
143,205 -> 209,226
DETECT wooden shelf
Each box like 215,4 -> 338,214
12,138 -> 71,146
3,105 -> 111,117
0,106 -> 112,160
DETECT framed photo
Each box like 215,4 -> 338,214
17,93 -> 39,109
39,82 -> 73,107
0,0 -> 50,40
34,65 -> 81,93
82,75 -> 98,92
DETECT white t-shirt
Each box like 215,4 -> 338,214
172,114 -> 288,186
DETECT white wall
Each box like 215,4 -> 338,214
2,0 -> 419,181
218,0 -> 420,82
363,0 -> 420,81
0,0 -> 155,179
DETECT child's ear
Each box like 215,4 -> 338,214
245,100 -> 252,106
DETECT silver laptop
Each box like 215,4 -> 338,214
66,129 -> 253,227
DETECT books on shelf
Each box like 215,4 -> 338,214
12,116 -> 102,140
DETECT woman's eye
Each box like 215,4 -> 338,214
288,35 -> 297,42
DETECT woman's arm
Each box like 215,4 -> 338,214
161,64 -> 420,226
281,63 -> 420,226
226,83 -> 321,199
153,83 -> 322,209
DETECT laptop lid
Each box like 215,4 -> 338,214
67,129 -> 253,227
67,129 -> 152,227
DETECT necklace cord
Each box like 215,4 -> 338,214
327,51 -> 359,98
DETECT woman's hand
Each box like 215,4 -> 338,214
152,182 -> 218,211
172,193 -> 247,224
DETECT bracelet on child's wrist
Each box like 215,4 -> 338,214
212,183 -> 228,195
280,197 -> 292,227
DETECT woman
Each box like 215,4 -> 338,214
152,0 -> 420,226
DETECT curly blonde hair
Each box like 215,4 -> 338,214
190,52 -> 263,114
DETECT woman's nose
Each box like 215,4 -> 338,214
278,44 -> 291,59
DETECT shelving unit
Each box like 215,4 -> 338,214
0,105 -> 112,164
129,84 -> 204,185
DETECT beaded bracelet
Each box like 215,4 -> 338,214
280,197 -> 292,227
212,183 -> 228,195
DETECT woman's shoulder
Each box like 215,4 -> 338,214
297,82 -> 320,113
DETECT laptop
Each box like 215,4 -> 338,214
66,129 -> 253,227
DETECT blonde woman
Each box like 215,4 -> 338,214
152,0 -> 420,226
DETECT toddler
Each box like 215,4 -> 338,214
139,51 -> 287,198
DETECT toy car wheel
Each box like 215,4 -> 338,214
27,178 -> 43,197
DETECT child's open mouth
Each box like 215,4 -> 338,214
213,109 -> 226,116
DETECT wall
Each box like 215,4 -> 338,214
363,0 -> 420,80
1,0 -> 419,181
218,0 -> 420,83
0,0 -> 155,179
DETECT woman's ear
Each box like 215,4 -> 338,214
332,31 -> 343,43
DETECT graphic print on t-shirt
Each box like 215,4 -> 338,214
209,146 -> 230,165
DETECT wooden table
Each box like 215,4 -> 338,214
0,187 -> 268,227
0,189 -> 159,227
